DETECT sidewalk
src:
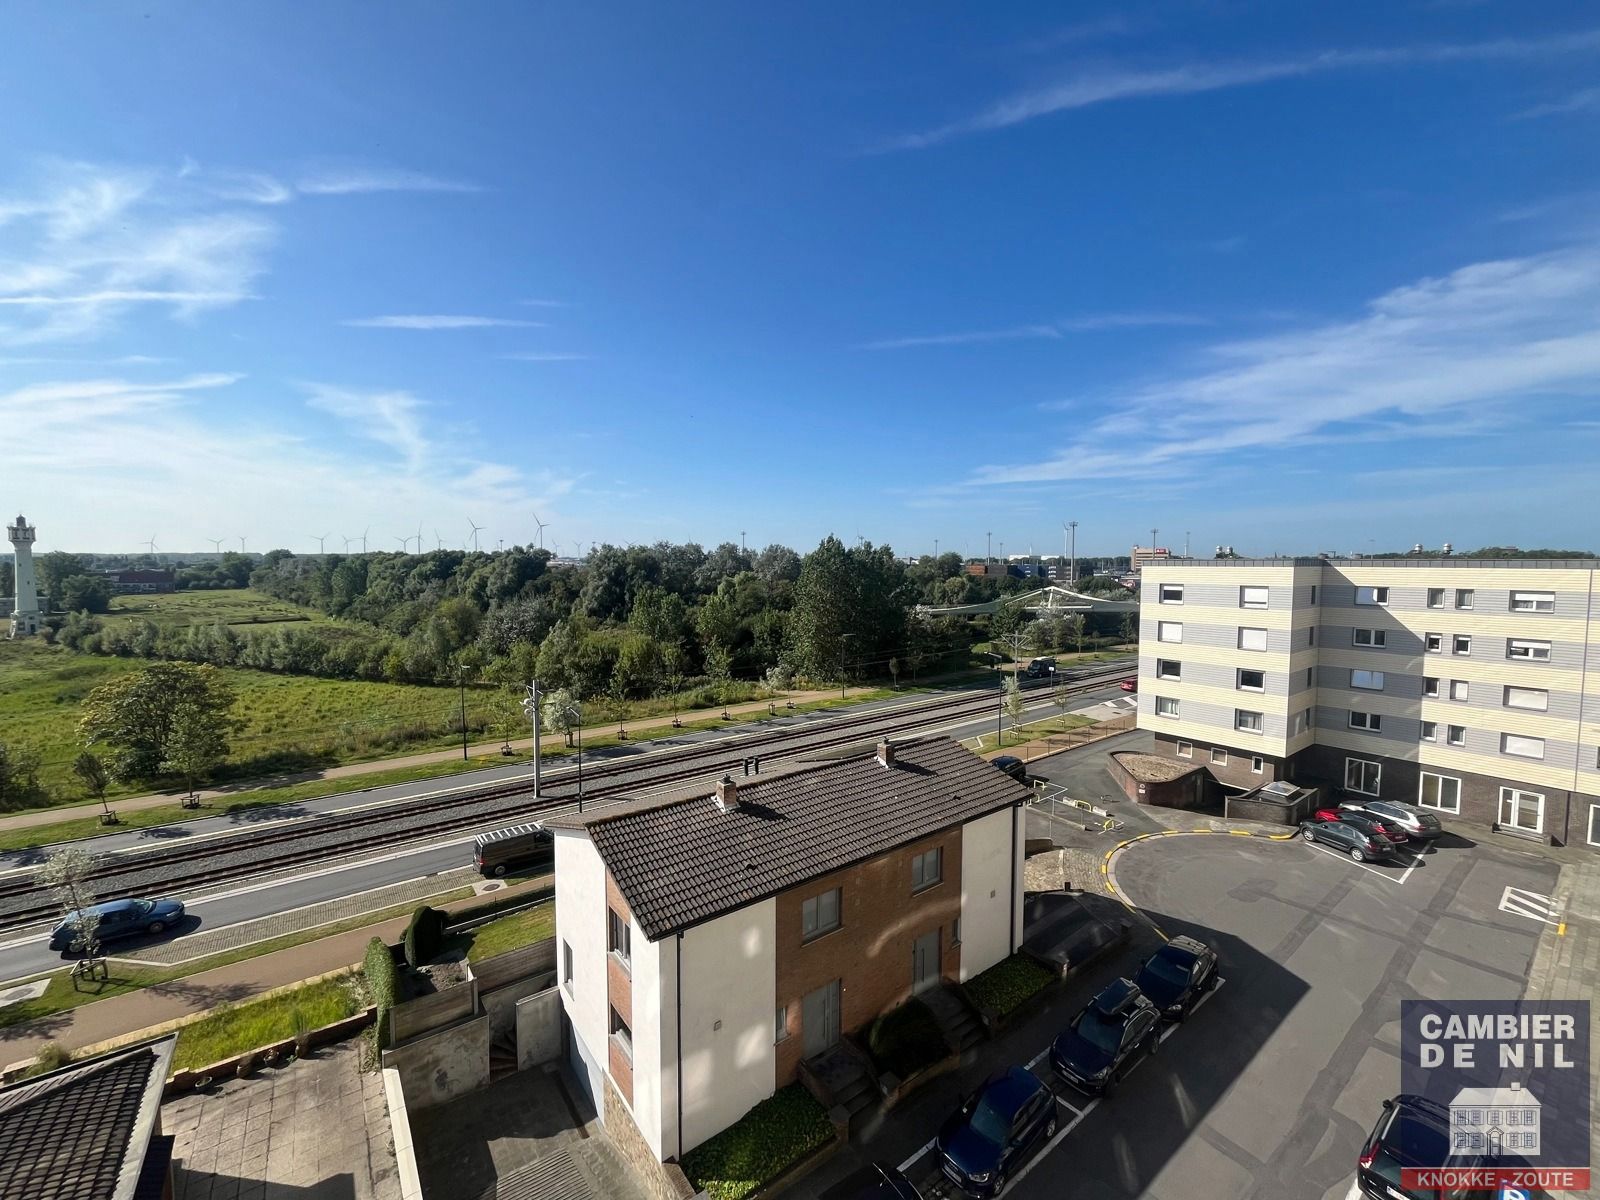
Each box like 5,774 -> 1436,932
0,684 -> 886,833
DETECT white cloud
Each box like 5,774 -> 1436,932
861,313 -> 1205,350
303,383 -> 430,470
884,29 -> 1600,150
295,166 -> 481,196
967,241 -> 1600,485
343,314 -> 540,330
1510,86 -> 1600,120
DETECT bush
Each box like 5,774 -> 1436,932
403,905 -> 449,968
865,998 -> 951,1079
963,954 -> 1054,1018
681,1084 -> 834,1200
22,1041 -> 71,1079
364,936 -> 398,1044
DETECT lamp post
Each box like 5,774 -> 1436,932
576,700 -> 585,812
457,665 -> 470,761
521,682 -> 542,796
839,633 -> 856,700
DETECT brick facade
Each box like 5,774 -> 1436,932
1152,732 -> 1283,790
772,827 -> 962,1087
605,872 -> 634,1105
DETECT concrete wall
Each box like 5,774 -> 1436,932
959,808 -> 1016,982
677,898 -> 776,1154
555,828 -> 609,1111
483,972 -> 556,1044
632,922 -> 673,1160
381,1067 -> 426,1200
380,1012 -> 489,1112
516,987 -> 563,1070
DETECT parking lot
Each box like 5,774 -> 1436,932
806,821 -> 1560,1200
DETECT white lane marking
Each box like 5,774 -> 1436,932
1305,841 -> 1410,884
1498,885 -> 1561,923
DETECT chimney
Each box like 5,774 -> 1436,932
877,738 -> 896,769
714,774 -> 740,812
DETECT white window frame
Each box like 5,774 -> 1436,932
1498,786 -> 1545,834
1154,695 -> 1180,718
1238,626 -> 1268,652
1420,720 -> 1437,742
1452,634 -> 1472,656
1501,732 -> 1545,760
1455,588 -> 1474,610
1449,679 -> 1470,702
1353,628 -> 1386,647
1425,632 -> 1443,653
1587,803 -> 1599,848
1250,755 -> 1264,774
1157,659 -> 1181,681
610,1005 -> 633,1062
1239,585 -> 1269,610
1510,591 -> 1555,613
1291,710 -> 1309,736
1157,620 -> 1183,644
1210,747 -> 1228,766
608,908 -> 632,971
1235,709 -> 1264,734
1354,586 -> 1389,606
1237,668 -> 1265,692
1159,583 -> 1184,605
1447,724 -> 1466,747
1350,669 -> 1385,691
1344,757 -> 1381,796
775,1003 -> 789,1044
1418,772 -> 1461,814
1348,710 -> 1382,731
802,887 -> 842,941
562,939 -> 574,995
1176,741 -> 1192,759
1504,685 -> 1548,712
1427,588 -> 1445,609
1507,638 -> 1552,662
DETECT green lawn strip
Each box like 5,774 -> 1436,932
171,975 -> 361,1073
968,712 -> 1098,754
0,886 -> 474,1032
681,1083 -> 835,1200
451,902 -> 556,963
963,954 -> 1055,1018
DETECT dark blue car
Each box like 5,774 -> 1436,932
936,1066 -> 1058,1197
1133,935 -> 1219,1021
1049,977 -> 1161,1097
50,897 -> 186,951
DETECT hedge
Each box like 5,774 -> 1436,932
364,936 -> 398,1044
403,905 -> 448,968
680,1084 -> 834,1200
866,998 -> 950,1079
963,954 -> 1054,1018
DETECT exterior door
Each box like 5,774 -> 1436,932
802,980 -> 841,1059
1499,788 -> 1545,835
912,929 -> 941,994
1588,803 -> 1599,848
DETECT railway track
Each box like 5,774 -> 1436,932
0,664 -> 1132,929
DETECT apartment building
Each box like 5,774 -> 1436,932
547,736 -> 1028,1165
1136,558 -> 1600,850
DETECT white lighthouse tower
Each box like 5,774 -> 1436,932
7,514 -> 41,639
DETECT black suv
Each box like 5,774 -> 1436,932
1299,818 -> 1404,863
1358,1094 -> 1485,1199
1050,977 -> 1161,1097
1339,798 -> 1443,841
1133,935 -> 1219,1021
937,1067 -> 1058,1197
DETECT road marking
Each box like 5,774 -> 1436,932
1305,842 -> 1411,884
1498,885 -> 1562,924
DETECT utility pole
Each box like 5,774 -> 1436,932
576,700 -> 584,811
522,682 -> 542,795
740,530 -> 746,554
457,665 -> 470,761
986,531 -> 992,564
1068,520 -> 1078,586
934,538 -> 939,560
1151,528 -> 1158,552
1184,530 -> 1191,559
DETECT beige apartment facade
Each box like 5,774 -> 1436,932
1136,558 -> 1600,850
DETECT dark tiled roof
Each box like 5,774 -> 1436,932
575,736 -> 1029,939
0,1036 -> 175,1200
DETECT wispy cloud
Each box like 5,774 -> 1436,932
343,314 -> 541,330
304,382 -> 430,469
967,240 -> 1600,485
1510,86 -> 1600,120
519,298 -> 569,308
295,166 -> 481,196
500,351 -> 590,362
861,312 -> 1205,350
884,29 -> 1600,150
1018,15 -> 1152,54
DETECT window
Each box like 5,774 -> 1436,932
1176,741 -> 1193,759
1305,666 -> 1315,688
1510,591 -> 1555,613
775,1004 -> 789,1043
951,917 -> 961,945
1351,669 -> 1385,691
1353,628 -> 1386,647
1309,585 -> 1317,604
1291,709 -> 1309,736
1502,733 -> 1545,760
1420,774 -> 1461,812
1157,659 -> 1181,680
1455,588 -> 1474,610
1348,711 -> 1382,731
1420,721 -> 1437,742
1159,583 -> 1184,604
1240,585 -> 1269,609
1251,755 -> 1264,774
1447,725 -> 1466,747
911,847 -> 943,893
1308,626 -> 1316,647
1427,588 -> 1445,608
1504,685 -> 1549,712
1449,679 -> 1470,702
1345,758 -> 1381,795
1507,638 -> 1552,662
1235,709 -> 1263,733
1425,632 -> 1443,653
562,940 -> 574,994
607,908 -> 632,969
610,1007 -> 633,1060
1155,696 -> 1180,717
802,887 -> 841,941
1237,668 -> 1265,692
1238,626 -> 1268,651
1423,676 -> 1440,698
1355,586 -> 1389,606
1452,634 -> 1472,656
1587,803 -> 1599,848
1210,748 -> 1228,766
1157,620 -> 1183,643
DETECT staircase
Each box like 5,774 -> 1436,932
489,1030 -> 519,1080
802,1042 -> 878,1130
922,984 -> 985,1054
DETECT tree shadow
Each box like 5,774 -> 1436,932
145,977 -> 260,1007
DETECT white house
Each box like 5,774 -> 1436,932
1450,1082 -> 1541,1154
548,736 -> 1029,1165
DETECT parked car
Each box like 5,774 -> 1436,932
49,897 -> 185,952
472,823 -> 554,877
1358,1094 -> 1484,1199
854,1162 -> 924,1200
1118,677 -> 1138,692
991,755 -> 1027,783
1049,977 -> 1161,1097
1299,818 -> 1404,864
936,1066 -> 1058,1197
1313,807 -> 1409,845
1338,799 -> 1443,842
1133,935 -> 1219,1021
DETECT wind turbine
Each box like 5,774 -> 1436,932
394,535 -> 409,552
238,536 -> 247,555
434,529 -> 444,551
342,535 -> 354,552
360,526 -> 370,554
532,512 -> 548,550
312,533 -> 329,555
467,519 -> 484,552
143,535 -> 159,555
415,523 -> 424,555
207,537 -> 224,555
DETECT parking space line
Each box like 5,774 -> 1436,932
1305,841 -> 1410,884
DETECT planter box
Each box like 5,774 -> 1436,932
163,1005 -> 375,1099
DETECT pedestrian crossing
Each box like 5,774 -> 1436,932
1498,885 -> 1561,924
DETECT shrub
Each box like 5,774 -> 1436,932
23,1041 -> 71,1079
364,936 -> 398,1044
403,905 -> 448,968
681,1083 -> 834,1200
865,998 -> 951,1079
963,954 -> 1054,1018
291,1008 -> 312,1056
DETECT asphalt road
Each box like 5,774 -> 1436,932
808,827 -> 1559,1200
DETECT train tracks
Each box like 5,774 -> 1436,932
0,664 -> 1132,929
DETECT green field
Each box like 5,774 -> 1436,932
100,589 -> 332,632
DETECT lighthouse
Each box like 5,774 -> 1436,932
6,514 -> 41,639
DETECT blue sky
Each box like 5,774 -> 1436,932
2,3 -> 1597,560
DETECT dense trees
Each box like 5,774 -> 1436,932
78,662 -> 238,781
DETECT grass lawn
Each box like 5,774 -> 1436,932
448,901 -> 556,962
100,589 -> 333,632
171,974 -> 361,1072
969,712 -> 1096,753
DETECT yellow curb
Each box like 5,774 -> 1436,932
1100,826 -> 1298,941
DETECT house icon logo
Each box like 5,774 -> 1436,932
1449,1081 -> 1541,1156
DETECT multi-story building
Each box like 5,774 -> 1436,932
1135,558 -> 1600,851
548,736 -> 1028,1165
1130,545 -> 1171,572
